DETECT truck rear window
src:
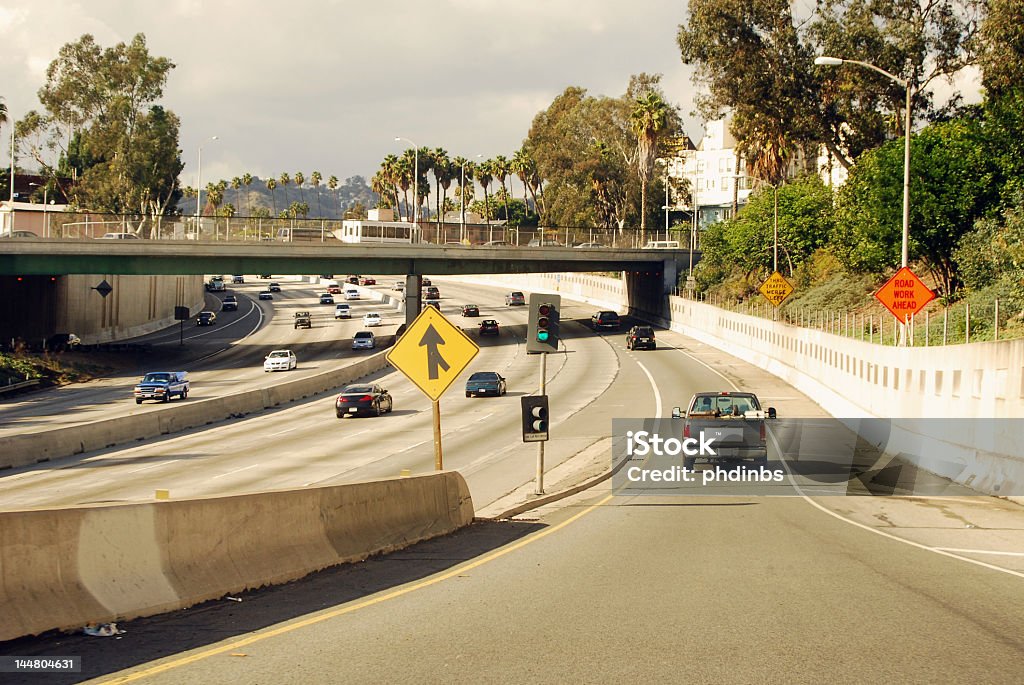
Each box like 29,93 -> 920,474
690,395 -> 759,415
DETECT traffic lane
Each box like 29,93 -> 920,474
0,298 -> 623,510
0,284 -> 382,435
0,334 -> 526,508
0,295 -> 267,436
61,493 -> 1024,684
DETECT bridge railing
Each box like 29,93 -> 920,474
16,211 -> 700,249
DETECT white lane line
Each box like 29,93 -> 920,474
128,459 -> 179,474
269,427 -> 298,437
671,335 -> 1024,580
190,300 -> 266,364
211,464 -> 260,480
634,361 -> 662,417
933,548 -> 1024,557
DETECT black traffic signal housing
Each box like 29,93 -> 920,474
526,293 -> 560,354
521,395 -> 549,442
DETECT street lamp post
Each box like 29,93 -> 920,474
395,137 -> 419,235
195,135 -> 219,239
816,55 -> 912,344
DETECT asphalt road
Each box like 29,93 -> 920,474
0,277 -> 395,437
3,281 -> 1023,683
0,278 -> 659,510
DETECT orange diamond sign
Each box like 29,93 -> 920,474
874,267 -> 936,323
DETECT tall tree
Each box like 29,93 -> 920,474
241,172 -> 253,217
21,33 -> 178,214
477,159 -> 494,223
310,170 -> 322,218
278,172 -> 291,208
432,148 -> 451,227
631,91 -> 671,237
979,0 -> 1024,96
294,171 -> 305,205
327,175 -> 339,215
492,154 -> 512,224
266,177 -> 277,216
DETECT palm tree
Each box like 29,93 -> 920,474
0,98 -> 7,179
432,148 -> 451,229
310,170 -> 322,218
241,173 -> 253,217
279,172 -> 291,208
231,177 -> 242,217
631,91 -> 671,239
381,154 -> 401,211
266,177 -> 278,216
493,155 -> 512,225
511,147 -> 532,209
294,171 -> 305,206
327,175 -> 339,216
476,159 -> 494,223
396,154 -> 414,220
371,170 -> 391,208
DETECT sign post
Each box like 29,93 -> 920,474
874,267 -> 935,342
386,306 -> 479,470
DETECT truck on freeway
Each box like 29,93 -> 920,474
133,371 -> 190,404
205,276 -> 226,292
672,391 -> 776,469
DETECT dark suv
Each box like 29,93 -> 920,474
591,311 -> 621,331
626,325 -> 656,350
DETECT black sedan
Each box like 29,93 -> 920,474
465,372 -> 507,397
335,384 -> 393,418
479,319 -> 500,336
196,311 -> 217,326
461,304 -> 480,317
268,282 -> 282,292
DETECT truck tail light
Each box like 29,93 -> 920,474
760,422 -> 766,442
683,423 -> 691,439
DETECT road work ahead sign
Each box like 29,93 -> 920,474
386,306 -> 479,401
874,267 -> 936,323
758,271 -> 794,307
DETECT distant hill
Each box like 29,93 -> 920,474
176,174 -> 378,219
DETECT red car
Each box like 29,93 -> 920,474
328,285 -> 342,294
359,277 -> 376,286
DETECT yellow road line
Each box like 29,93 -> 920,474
99,493 -> 614,684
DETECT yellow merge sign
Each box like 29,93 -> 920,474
386,306 -> 479,401
758,271 -> 794,307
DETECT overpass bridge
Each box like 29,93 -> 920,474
0,240 -> 701,339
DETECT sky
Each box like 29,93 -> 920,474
1,1 -> 982,192
0,0 -> 703,188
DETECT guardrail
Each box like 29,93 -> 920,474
0,379 -> 41,395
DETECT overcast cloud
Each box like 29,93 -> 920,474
0,0 -> 703,186
1,1 -> 981,190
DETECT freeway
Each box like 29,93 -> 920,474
0,277 -> 395,439
4,289 -> 1023,683
0,278 -> 643,510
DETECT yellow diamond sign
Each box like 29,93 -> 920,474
386,306 -> 479,401
758,271 -> 794,307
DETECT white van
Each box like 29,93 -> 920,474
642,240 -> 680,249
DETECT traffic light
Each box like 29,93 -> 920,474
526,293 -> 560,353
521,395 -> 549,442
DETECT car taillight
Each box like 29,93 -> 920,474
359,395 -> 373,401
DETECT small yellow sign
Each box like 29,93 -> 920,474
386,306 -> 480,401
758,271 -> 794,307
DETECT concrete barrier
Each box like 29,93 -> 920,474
0,472 -> 474,641
0,346 -> 395,469
459,272 -> 1024,499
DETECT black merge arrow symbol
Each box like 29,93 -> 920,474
418,324 -> 450,380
